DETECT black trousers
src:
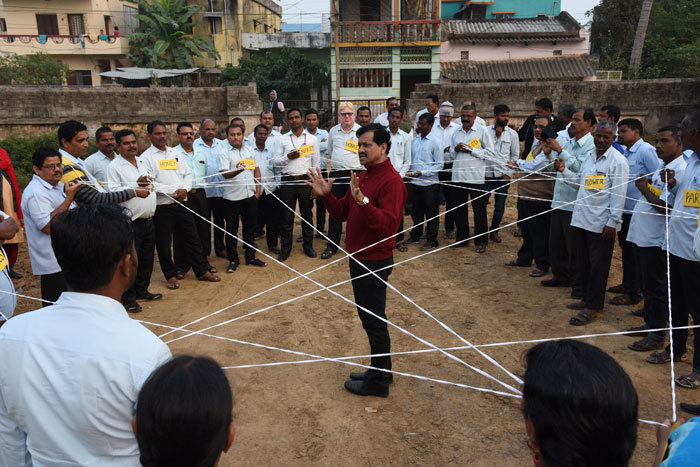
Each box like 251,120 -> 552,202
454,182 -> 489,246
258,190 -> 282,250
326,170 -> 351,252
153,204 -> 210,279
207,196 -> 227,255
438,162 -> 457,232
517,200 -> 551,271
666,254 -> 700,372
40,271 -> 67,307
409,184 -> 439,246
316,197 -> 327,232
549,209 -> 577,283
280,177 -> 314,253
174,191 -> 210,272
349,257 -> 394,374
224,196 -> 258,263
122,218 -> 156,304
484,177 -> 509,229
617,213 -> 642,299
637,246 -> 667,341
572,226 -> 615,310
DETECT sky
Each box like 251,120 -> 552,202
280,0 -> 602,27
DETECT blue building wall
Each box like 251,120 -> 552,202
441,0 -> 561,20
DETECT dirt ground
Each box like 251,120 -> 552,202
11,194 -> 695,466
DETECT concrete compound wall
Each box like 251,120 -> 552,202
407,78 -> 700,134
0,84 -> 264,145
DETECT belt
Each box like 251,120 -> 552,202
282,174 -> 307,181
189,188 -> 205,193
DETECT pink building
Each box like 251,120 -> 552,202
440,12 -> 594,82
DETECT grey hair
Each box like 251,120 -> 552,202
595,120 -> 618,137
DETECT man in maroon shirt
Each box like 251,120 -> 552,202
306,123 -> 407,397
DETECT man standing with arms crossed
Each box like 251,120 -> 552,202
306,123 -> 406,397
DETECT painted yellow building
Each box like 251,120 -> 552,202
193,0 -> 282,67
0,0 -> 137,86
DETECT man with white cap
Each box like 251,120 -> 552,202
432,101 -> 461,238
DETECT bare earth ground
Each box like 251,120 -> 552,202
12,193 -> 695,466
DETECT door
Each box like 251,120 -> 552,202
68,14 -> 85,37
36,14 -> 59,35
400,69 -> 431,103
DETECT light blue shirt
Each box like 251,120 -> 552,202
193,137 -> 223,198
663,150 -> 700,261
486,124 -> 519,178
450,124 -> 496,184
83,150 -> 115,184
305,127 -> 329,170
567,146 -> 629,233
551,132 -> 595,212
623,138 -> 661,213
410,133 -> 443,186
628,155 -> 685,248
20,175 -> 69,275
174,144 -> 208,188
252,144 -> 280,194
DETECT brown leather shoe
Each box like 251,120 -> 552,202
609,294 -> 641,306
606,284 -> 625,294
489,231 -> 502,243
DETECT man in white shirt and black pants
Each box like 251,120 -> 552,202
252,123 -> 282,254
387,107 -> 411,243
432,102 -> 461,239
275,108 -> 320,261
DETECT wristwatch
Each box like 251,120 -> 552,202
358,195 -> 369,206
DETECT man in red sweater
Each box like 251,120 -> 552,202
306,123 -> 407,397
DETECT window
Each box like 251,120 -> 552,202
469,5 -> 486,20
123,6 -> 138,34
553,49 -> 562,56
36,14 -> 59,35
67,70 -> 92,87
359,0 -> 381,21
68,14 -> 85,37
460,51 -> 469,60
340,68 -> 391,88
0,19 -> 6,33
209,17 -> 222,34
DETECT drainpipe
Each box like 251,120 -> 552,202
223,0 -> 231,65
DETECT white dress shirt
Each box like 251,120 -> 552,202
217,142 -> 258,201
374,111 -> 389,127
431,121 -> 461,162
83,151 -> 115,184
327,123 -> 362,170
275,131 -> 320,176
0,292 -> 171,467
388,128 -> 412,177
138,145 -> 192,205
0,212 -> 15,321
486,124 -> 519,178
106,155 -> 157,221
449,124 -> 496,184
252,144 -> 280,194
193,137 -> 223,198
20,175 -> 69,275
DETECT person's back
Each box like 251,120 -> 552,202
0,204 -> 171,466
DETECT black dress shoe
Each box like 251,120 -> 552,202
680,402 -> 700,415
277,252 -> 289,262
246,258 -> 266,267
349,370 -> 394,384
226,261 -> 239,273
344,379 -> 389,397
571,290 -> 584,299
304,247 -> 317,258
9,269 -> 22,280
136,292 -> 162,301
269,246 -> 281,255
124,302 -> 142,313
541,278 -> 569,287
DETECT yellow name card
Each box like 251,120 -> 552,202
466,138 -> 482,149
158,158 -> 178,170
585,175 -> 605,190
525,152 -> 534,162
298,144 -> 314,158
683,189 -> 700,207
344,140 -> 359,153
239,158 -> 255,170
647,183 -> 662,197
0,250 -> 6,272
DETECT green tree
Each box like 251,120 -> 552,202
0,54 -> 69,85
217,47 -> 329,101
127,0 -> 218,69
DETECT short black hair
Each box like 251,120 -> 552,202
357,105 -> 371,116
253,124 -> 268,135
32,146 -> 61,168
558,104 -> 576,119
357,123 -> 391,154
618,118 -> 643,135
579,107 -> 598,127
58,120 -> 87,145
286,107 -> 302,118
136,356 -> 233,467
95,126 -> 113,140
426,93 -> 439,104
386,96 -> 397,106
176,122 -> 194,134
147,120 -> 166,134
493,104 -> 510,115
229,117 -> 244,125
461,104 -> 476,114
51,204 -> 135,292
535,98 -> 553,111
657,125 -> 681,140
601,104 -> 621,122
418,112 -> 435,126
304,108 -> 319,118
114,129 -> 136,145
225,123 -> 244,135
389,106 -> 404,118
523,340 -> 638,467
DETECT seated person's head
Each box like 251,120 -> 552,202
522,340 -> 638,467
134,355 -> 235,467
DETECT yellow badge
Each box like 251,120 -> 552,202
239,158 -> 255,170
682,190 -> 700,208
466,138 -> 482,149
298,144 -> 314,158
585,175 -> 605,190
0,250 -> 7,273
647,183 -> 662,197
344,140 -> 359,153
525,151 -> 534,162
158,158 -> 178,170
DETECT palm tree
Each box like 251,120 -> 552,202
127,0 -> 218,69
629,0 -> 653,75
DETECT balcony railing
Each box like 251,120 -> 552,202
0,34 -> 129,55
335,20 -> 441,43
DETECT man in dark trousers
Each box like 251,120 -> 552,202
306,123 -> 406,397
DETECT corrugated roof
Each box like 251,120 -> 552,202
441,55 -> 594,82
446,11 -> 583,42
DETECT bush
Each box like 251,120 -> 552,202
0,53 -> 69,86
0,133 -> 97,188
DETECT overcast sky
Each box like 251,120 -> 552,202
280,0 -> 602,27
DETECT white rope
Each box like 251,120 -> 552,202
663,184 -> 677,422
